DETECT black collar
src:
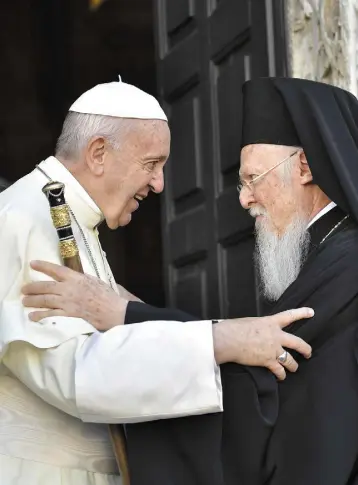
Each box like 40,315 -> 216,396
260,206 -> 350,315
308,206 -> 348,253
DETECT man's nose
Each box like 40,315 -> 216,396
239,186 -> 255,209
150,171 -> 165,194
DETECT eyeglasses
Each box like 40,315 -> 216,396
237,149 -> 300,194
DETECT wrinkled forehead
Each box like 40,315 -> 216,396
126,119 -> 171,153
239,143 -> 293,176
128,118 -> 169,139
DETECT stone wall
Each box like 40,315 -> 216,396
286,0 -> 358,95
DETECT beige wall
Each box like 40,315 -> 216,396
286,0 -> 358,96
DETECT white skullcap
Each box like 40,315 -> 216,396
69,77 -> 167,122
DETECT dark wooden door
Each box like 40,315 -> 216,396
154,0 -> 288,319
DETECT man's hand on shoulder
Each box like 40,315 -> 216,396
213,308 -> 313,380
22,260 -> 129,331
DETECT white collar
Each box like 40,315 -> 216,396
306,201 -> 337,229
37,156 -> 103,230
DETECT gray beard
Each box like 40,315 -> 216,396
255,215 -> 310,301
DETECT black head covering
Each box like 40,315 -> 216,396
241,77 -> 358,223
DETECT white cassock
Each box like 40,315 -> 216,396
0,156 -> 222,485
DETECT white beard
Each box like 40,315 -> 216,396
252,208 -> 310,301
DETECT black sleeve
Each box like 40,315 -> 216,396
124,301 -> 196,324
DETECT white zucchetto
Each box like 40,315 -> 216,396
69,77 -> 167,122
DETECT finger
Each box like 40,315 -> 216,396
281,333 -> 312,359
28,309 -> 66,322
22,280 -> 61,296
267,362 -> 286,381
277,349 -> 298,373
275,308 -> 315,329
30,261 -> 76,282
23,294 -> 62,310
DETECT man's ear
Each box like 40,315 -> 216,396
85,137 -> 106,176
299,151 -> 313,185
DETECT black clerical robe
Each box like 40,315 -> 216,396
124,206 -> 358,485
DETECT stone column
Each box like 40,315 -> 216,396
286,0 -> 358,95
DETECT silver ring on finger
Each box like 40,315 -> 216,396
277,350 -> 288,364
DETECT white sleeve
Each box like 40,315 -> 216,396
75,319 -> 222,422
3,320 -> 223,423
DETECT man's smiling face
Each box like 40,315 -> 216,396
90,119 -> 170,229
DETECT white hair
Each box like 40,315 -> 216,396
280,146 -> 303,184
55,111 -> 139,159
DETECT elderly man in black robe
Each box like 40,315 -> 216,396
23,77 -> 358,485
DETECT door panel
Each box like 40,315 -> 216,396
154,0 -> 288,318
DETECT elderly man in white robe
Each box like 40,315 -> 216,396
0,79 -> 313,485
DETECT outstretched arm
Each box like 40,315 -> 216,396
23,261 -> 313,381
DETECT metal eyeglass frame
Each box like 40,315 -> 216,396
237,149 -> 300,194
